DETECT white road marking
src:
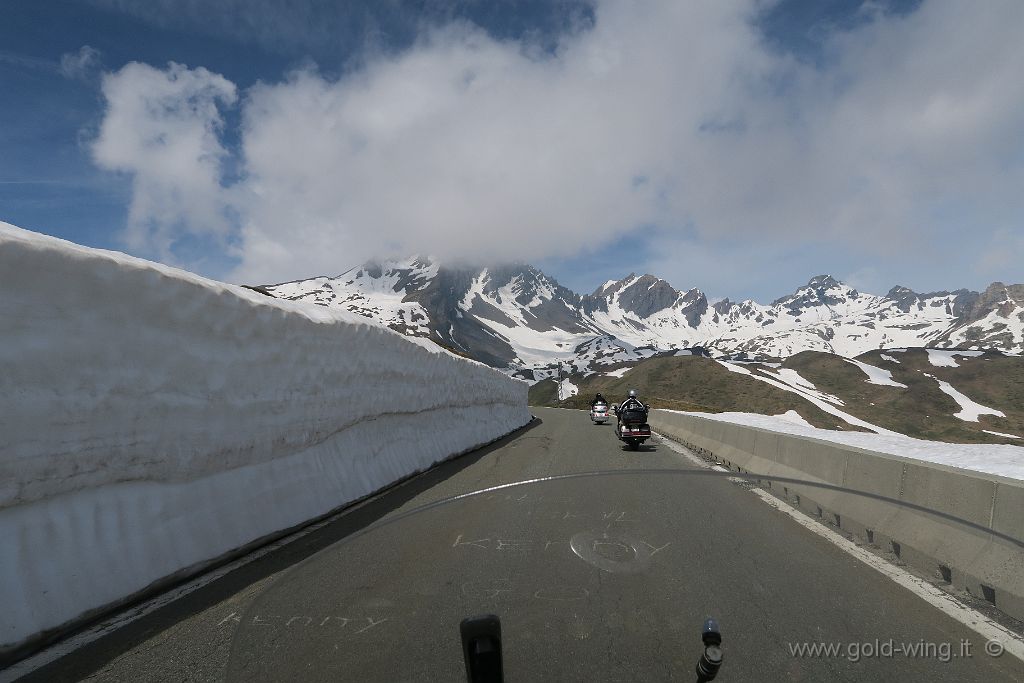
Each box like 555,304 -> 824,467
654,432 -> 1024,663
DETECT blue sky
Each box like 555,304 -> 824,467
1,0 -> 1021,301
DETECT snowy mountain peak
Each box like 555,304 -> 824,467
884,285 -> 923,313
613,274 -> 680,318
771,275 -> 860,313
808,274 -> 841,288
594,273 -> 639,298
263,261 -> 1024,380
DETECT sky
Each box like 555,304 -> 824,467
1,0 -> 1022,302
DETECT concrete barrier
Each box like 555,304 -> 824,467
650,410 -> 1024,622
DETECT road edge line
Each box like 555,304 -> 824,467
654,431 -> 1024,665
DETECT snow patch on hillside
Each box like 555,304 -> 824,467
715,359 -> 752,375
926,349 -> 984,367
764,369 -> 845,406
713,361 -> 896,435
984,430 -> 1020,439
928,376 -> 1006,421
844,359 -> 908,388
558,378 -> 580,400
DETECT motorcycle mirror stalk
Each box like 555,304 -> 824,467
695,617 -> 723,682
460,614 -> 504,682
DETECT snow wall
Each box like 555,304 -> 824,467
0,222 -> 531,653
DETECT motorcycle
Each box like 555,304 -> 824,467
590,402 -> 609,424
614,402 -> 651,450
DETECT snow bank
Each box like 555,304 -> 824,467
666,410 -> 1024,481
0,223 -> 530,650
772,410 -> 813,427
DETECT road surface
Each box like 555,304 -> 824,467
14,407 -> 1023,681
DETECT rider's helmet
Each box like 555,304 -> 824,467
628,389 -> 638,398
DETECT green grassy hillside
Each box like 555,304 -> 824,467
528,349 -> 1024,444
529,355 -> 852,430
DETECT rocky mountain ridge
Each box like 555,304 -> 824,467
263,259 -> 1024,381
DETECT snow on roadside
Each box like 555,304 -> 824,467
665,410 -> 1024,481
927,376 -> 1006,421
773,410 -> 813,427
0,222 -> 530,649
984,430 -> 1020,439
844,358 -> 908,388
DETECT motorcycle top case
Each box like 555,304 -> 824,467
619,408 -> 648,425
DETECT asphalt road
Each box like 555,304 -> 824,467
14,407 -> 1024,681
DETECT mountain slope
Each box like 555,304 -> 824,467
262,260 -> 1023,379
529,349 -> 1024,444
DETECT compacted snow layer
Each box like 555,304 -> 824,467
0,223 -> 530,648
667,411 -> 1024,481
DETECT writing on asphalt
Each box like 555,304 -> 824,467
451,534 -> 670,555
217,613 -> 387,633
461,578 -> 591,602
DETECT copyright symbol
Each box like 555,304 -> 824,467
985,639 -> 1005,658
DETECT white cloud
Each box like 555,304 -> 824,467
91,62 -> 237,262
233,1 -> 777,281
60,45 -> 102,81
92,0 -> 1024,289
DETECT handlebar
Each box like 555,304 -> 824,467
460,614 -> 723,682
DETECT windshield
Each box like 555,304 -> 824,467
226,469 -> 1024,681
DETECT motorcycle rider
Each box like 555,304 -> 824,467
592,392 -> 607,407
617,389 -> 648,427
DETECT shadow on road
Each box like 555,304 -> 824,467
619,444 -> 658,452
16,418 -> 542,682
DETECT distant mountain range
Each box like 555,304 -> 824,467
261,259 -> 1024,382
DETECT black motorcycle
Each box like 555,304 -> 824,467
613,402 -> 651,450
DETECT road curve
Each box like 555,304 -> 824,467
15,407 -> 1023,681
